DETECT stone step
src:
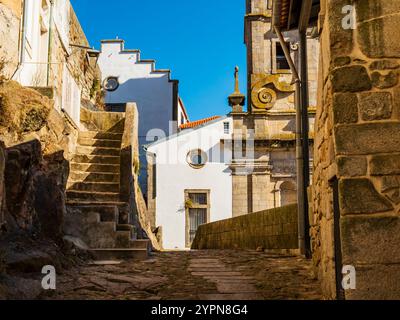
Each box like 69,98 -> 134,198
116,230 -> 132,248
89,248 -> 148,261
79,131 -> 123,141
117,224 -> 135,232
130,239 -> 151,251
67,181 -> 120,193
66,200 -> 126,207
70,163 -> 120,174
76,146 -> 120,157
67,190 -> 120,202
72,154 -> 120,165
78,137 -> 122,149
66,205 -> 119,222
68,171 -> 120,183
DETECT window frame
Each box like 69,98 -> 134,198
185,189 -> 211,248
223,122 -> 230,134
272,39 -> 293,74
186,149 -> 208,169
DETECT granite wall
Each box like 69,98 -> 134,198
311,0 -> 400,299
192,204 -> 298,251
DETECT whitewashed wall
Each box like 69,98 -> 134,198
98,40 -> 185,193
147,117 -> 233,250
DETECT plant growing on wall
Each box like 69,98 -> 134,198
90,77 -> 106,111
90,77 -> 100,99
185,198 -> 194,209
133,157 -> 140,176
0,58 -> 8,85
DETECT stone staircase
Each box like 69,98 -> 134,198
66,130 -> 150,261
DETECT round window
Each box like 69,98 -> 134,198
103,76 -> 119,92
187,149 -> 208,169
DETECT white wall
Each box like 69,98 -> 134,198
148,117 -> 233,250
98,40 -> 180,193
16,0 -> 71,87
17,0 -> 46,86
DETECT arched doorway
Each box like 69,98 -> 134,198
280,181 -> 297,207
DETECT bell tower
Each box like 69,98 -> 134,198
229,0 -> 312,217
245,0 -> 297,116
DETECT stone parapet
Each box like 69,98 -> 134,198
192,204 -> 298,251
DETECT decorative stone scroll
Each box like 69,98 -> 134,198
251,74 -> 295,111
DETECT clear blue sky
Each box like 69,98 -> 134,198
71,0 -> 247,121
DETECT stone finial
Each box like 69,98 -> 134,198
228,66 -> 246,113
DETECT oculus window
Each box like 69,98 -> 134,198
103,76 -> 119,92
187,149 -> 208,169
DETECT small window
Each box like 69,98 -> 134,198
185,190 -> 210,247
223,122 -> 230,134
276,42 -> 290,71
103,76 -> 119,92
187,149 -> 208,169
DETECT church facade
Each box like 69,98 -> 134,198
229,0 -> 319,217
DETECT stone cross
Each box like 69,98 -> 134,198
234,66 -> 240,93
228,66 -> 246,112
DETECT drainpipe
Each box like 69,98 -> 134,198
46,0 -> 54,86
11,0 -> 27,80
299,30 -> 312,258
274,26 -> 307,257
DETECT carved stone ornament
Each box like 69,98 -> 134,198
251,74 -> 295,110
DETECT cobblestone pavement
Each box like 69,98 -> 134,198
47,250 -> 322,300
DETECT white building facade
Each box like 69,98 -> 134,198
4,0 -> 95,128
98,39 -> 189,195
146,116 -> 233,250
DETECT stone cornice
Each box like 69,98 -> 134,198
245,12 -> 272,21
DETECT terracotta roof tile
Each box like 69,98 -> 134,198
179,116 -> 221,130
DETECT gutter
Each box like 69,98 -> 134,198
11,0 -> 27,80
272,0 -> 312,258
46,0 -> 54,86
274,25 -> 307,257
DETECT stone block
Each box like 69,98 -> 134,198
334,56 -> 351,67
337,156 -> 367,177
339,178 -> 393,215
333,93 -> 358,124
341,216 -> 400,265
359,92 -> 392,121
327,0 -> 354,57
335,123 -> 400,155
356,1 -> 400,23
331,66 -> 372,93
358,15 -> 400,58
380,175 -> 400,204
370,154 -> 400,176
344,264 -> 400,300
371,71 -> 399,89
370,60 -> 400,71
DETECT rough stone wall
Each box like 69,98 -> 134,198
311,0 -> 400,299
0,1 -> 21,78
0,81 -> 79,240
192,204 -> 298,250
67,6 -> 100,101
0,141 -> 5,231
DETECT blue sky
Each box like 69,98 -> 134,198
71,0 -> 247,121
